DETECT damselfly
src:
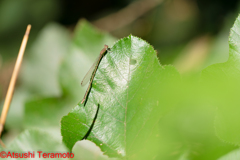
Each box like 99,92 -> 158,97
81,45 -> 109,106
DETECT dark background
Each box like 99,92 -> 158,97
0,0 -> 239,60
0,0 -> 239,88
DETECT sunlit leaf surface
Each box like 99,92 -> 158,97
61,35 -> 179,158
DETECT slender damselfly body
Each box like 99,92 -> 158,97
81,45 -> 109,106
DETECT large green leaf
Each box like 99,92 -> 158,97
153,80 -> 237,160
61,35 -> 180,158
201,14 -> 240,146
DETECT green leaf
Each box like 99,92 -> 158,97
61,35 -> 180,158
24,97 -> 73,130
218,149 -> 240,160
24,20 -> 116,135
202,14 -> 240,146
154,85 -> 236,160
2,129 -> 68,160
2,23 -> 70,136
202,14 -> 240,80
73,19 -> 116,57
59,20 -> 116,101
20,23 -> 70,97
19,23 -> 71,132
72,140 -> 112,160
5,87 -> 29,130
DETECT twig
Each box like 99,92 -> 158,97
0,54 -> 2,70
0,139 -> 5,148
92,0 -> 163,32
0,25 -> 31,142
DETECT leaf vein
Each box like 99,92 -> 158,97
108,53 -> 128,81
97,69 -> 126,109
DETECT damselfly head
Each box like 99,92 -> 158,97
104,45 -> 108,49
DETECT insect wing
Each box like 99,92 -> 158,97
81,57 -> 99,86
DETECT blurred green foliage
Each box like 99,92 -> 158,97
0,0 -> 60,60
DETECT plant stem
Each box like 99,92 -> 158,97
0,25 -> 31,142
